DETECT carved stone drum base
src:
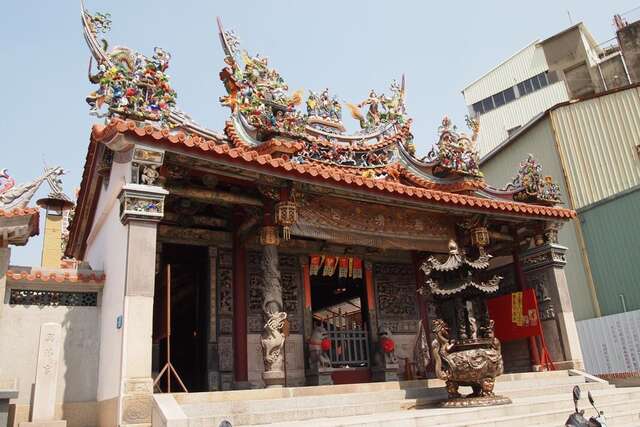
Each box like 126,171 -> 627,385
440,394 -> 512,408
262,370 -> 285,388
306,368 -> 334,386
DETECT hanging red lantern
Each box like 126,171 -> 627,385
321,338 -> 331,352
381,337 -> 395,353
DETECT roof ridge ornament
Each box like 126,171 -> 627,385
504,154 -> 561,205
216,17 -> 410,149
82,2 -> 177,125
424,116 -> 483,179
0,167 -> 65,211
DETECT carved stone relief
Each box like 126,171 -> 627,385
374,262 -> 418,333
218,249 -> 233,316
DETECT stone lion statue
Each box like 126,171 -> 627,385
308,326 -> 332,370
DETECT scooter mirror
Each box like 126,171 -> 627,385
587,391 -> 594,405
572,385 -> 581,404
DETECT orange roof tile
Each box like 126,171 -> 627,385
6,268 -> 105,284
0,207 -> 40,218
91,118 -> 576,220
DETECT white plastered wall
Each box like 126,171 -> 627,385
84,151 -> 131,402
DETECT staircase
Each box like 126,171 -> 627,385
152,370 -> 640,426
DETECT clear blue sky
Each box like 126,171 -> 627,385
2,0 -> 638,266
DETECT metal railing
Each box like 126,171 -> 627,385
327,328 -> 369,367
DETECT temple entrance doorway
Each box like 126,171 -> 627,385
310,265 -> 372,384
153,243 -> 209,392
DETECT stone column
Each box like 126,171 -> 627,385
207,247 -> 220,391
259,226 -> 287,388
0,245 -> 10,314
521,242 -> 584,371
118,183 -> 168,426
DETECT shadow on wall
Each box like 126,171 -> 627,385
61,306 -> 100,427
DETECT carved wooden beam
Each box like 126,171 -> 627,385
163,212 -> 228,228
168,185 -> 263,207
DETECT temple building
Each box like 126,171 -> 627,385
0,6 -> 594,427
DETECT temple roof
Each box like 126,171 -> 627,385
66,6 -> 578,259
91,118 -> 575,219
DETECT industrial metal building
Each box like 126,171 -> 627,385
481,84 -> 640,319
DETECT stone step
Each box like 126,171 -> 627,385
248,387 -> 640,427
174,370 -> 573,405
181,378 -> 609,419
180,373 -> 600,419
435,397 -> 640,427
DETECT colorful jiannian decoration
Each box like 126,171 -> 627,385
82,7 -> 177,124
218,19 -> 306,134
346,77 -> 407,131
306,88 -> 344,133
425,116 -> 482,178
217,18 -> 407,141
504,155 -> 561,205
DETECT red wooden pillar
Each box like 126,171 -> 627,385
513,248 -> 542,369
232,228 -> 248,383
364,261 -> 378,344
301,257 -> 313,340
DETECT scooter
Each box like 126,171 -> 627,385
565,385 -> 608,427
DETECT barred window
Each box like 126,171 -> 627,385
9,289 -> 98,307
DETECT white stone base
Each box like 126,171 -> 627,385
19,421 -> 67,427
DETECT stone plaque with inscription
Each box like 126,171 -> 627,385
31,323 -> 63,423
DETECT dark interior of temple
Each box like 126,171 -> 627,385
153,243 -> 209,392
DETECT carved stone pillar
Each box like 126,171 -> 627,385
118,183 -> 168,426
259,226 -> 287,388
0,245 -> 10,316
521,242 -> 584,370
207,246 -> 220,391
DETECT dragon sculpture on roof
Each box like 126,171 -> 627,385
79,6 -> 563,206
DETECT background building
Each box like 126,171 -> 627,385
481,83 -> 640,320
463,21 -> 637,158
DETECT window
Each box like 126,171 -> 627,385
521,79 -> 533,95
492,91 -> 505,107
538,72 -> 549,88
531,75 -> 541,90
472,101 -> 484,115
482,97 -> 495,113
503,87 -> 515,103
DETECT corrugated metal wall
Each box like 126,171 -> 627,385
551,86 -> 640,209
463,42 -> 549,104
579,188 -> 640,315
577,309 -> 640,375
481,119 -> 598,321
476,82 -> 569,156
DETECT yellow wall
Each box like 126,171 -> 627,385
41,213 -> 62,268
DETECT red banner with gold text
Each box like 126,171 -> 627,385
487,288 -> 541,342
